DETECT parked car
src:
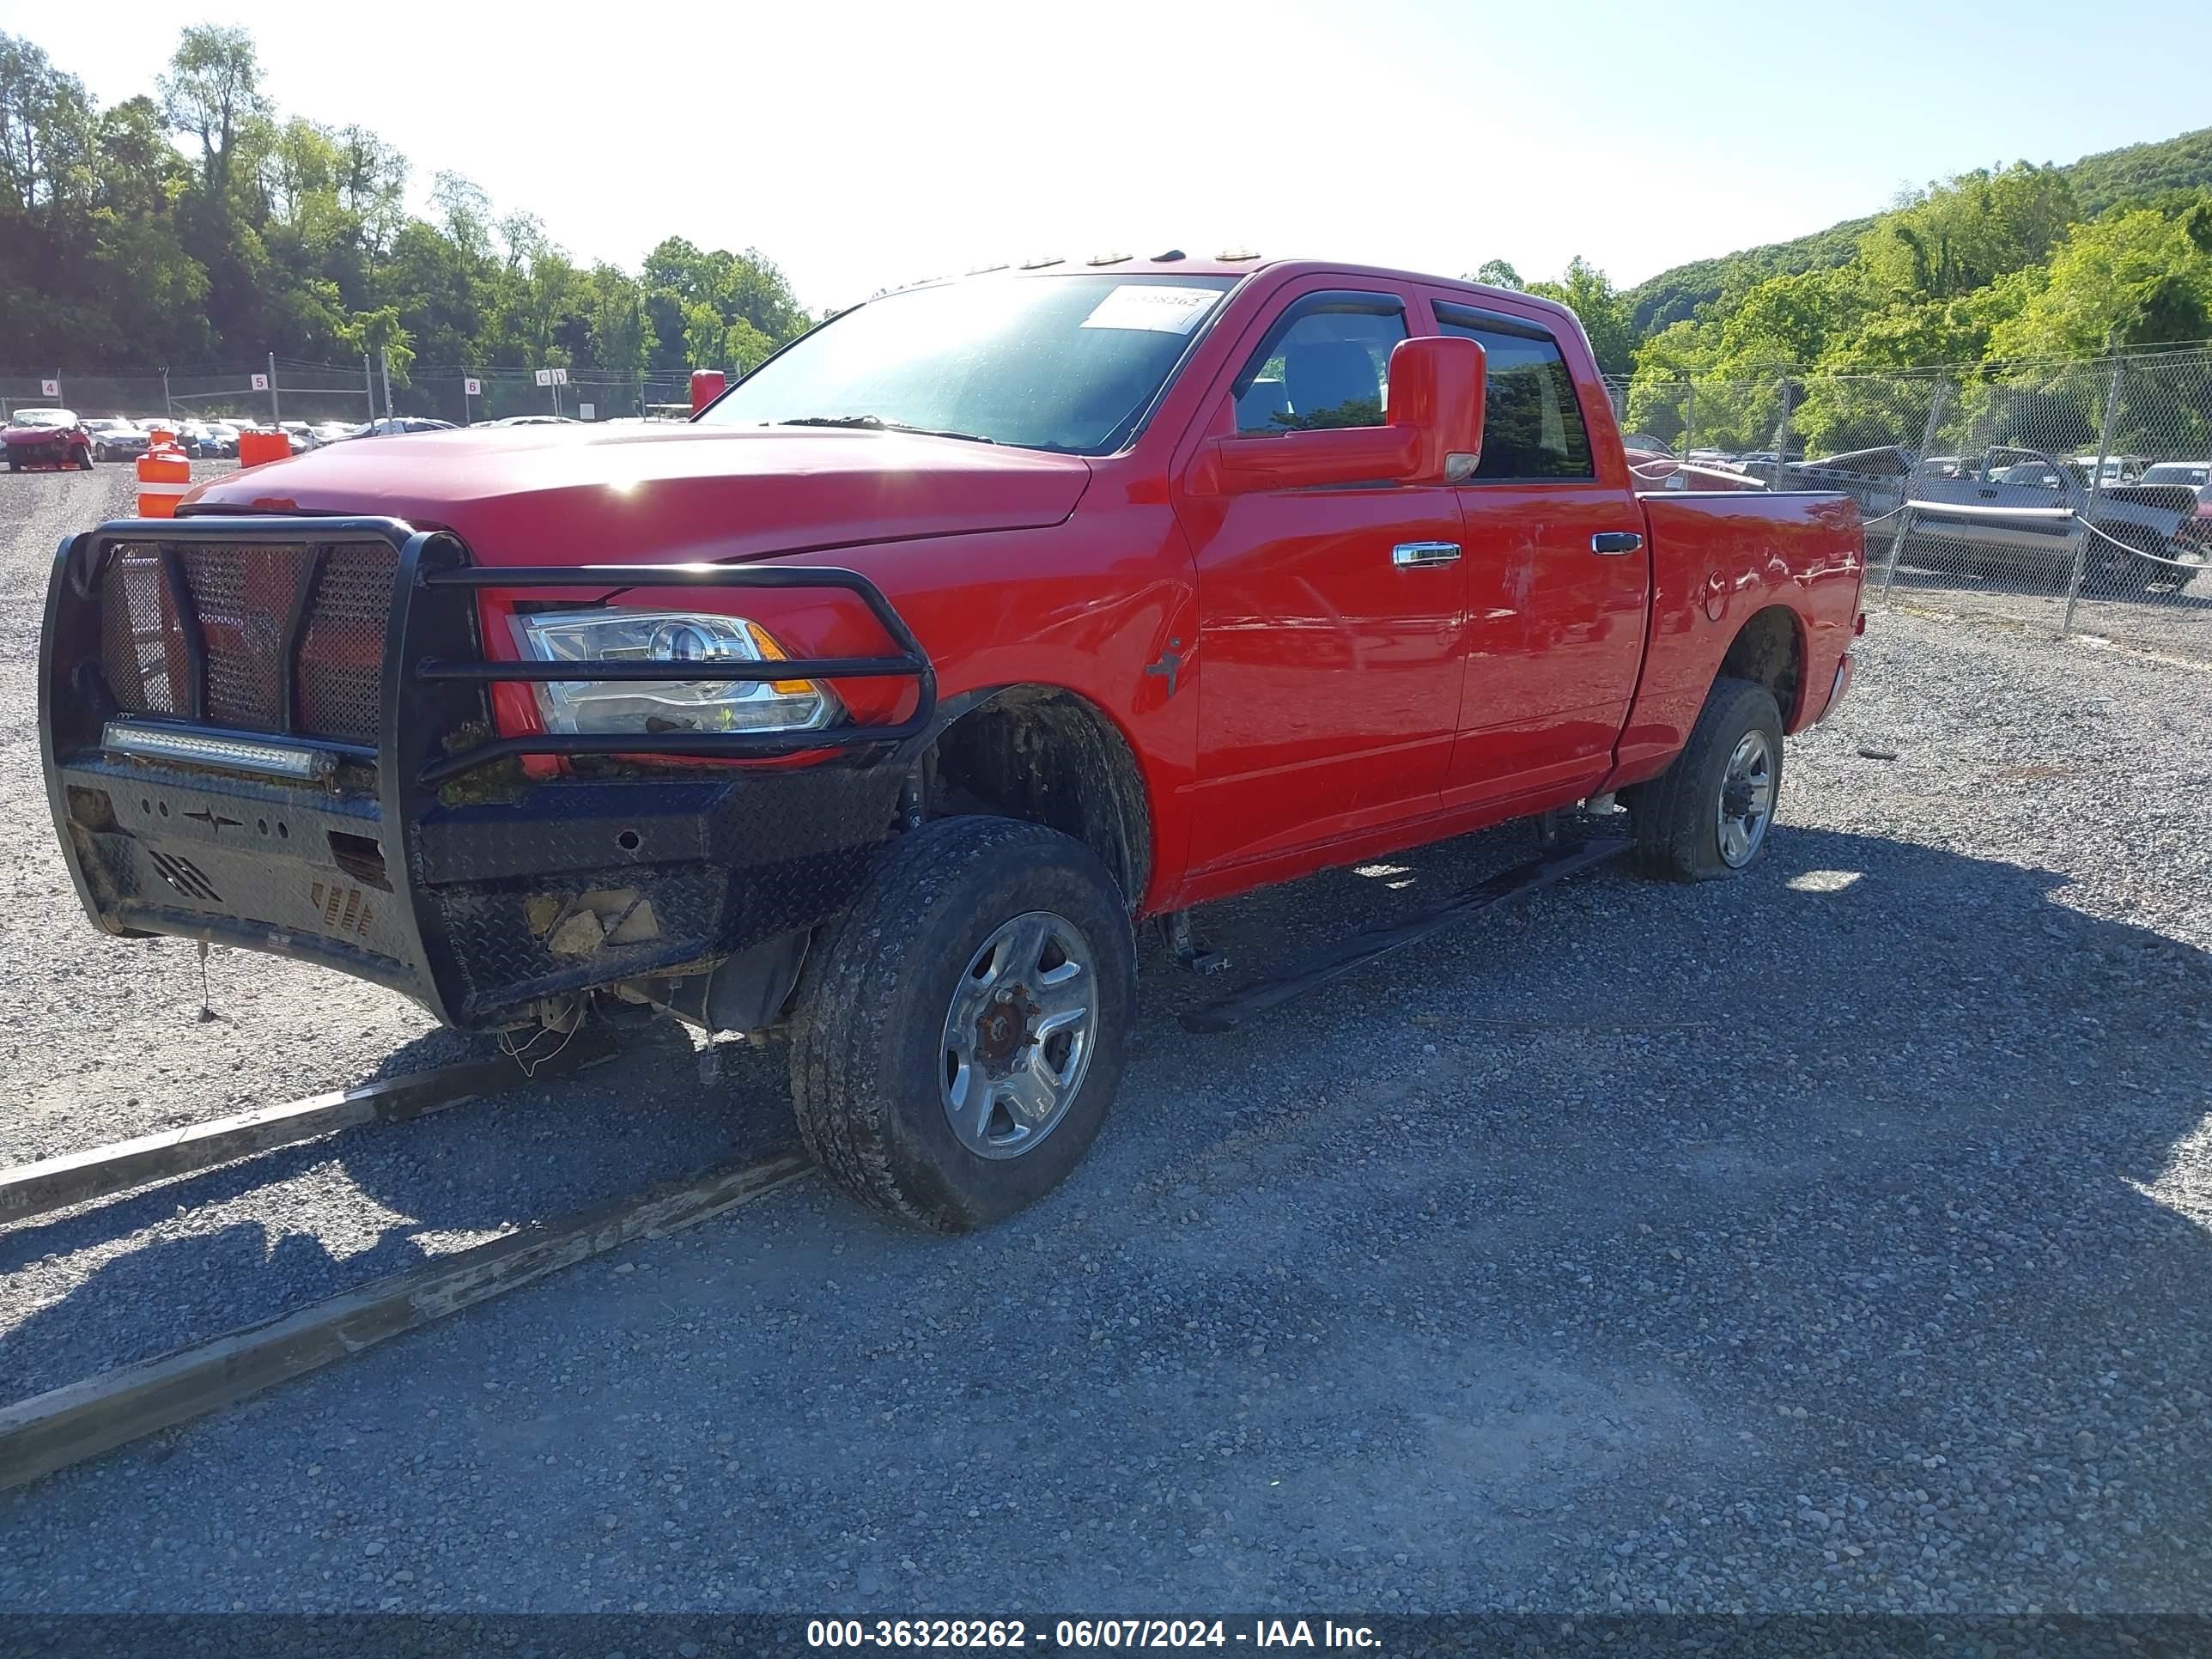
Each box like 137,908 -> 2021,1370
2069,454 -> 2150,488
3,407 -> 94,471
179,421 -> 229,459
488,414 -> 577,427
1623,446 -> 1769,493
87,420 -> 149,463
39,256 -> 1866,1231
200,422 -> 241,459
309,421 -> 363,445
1786,446 -> 1972,529
2139,460 -> 2212,507
361,416 -> 459,436
1907,447 -> 2208,592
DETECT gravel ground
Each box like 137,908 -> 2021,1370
1,463 -> 2209,1616
1876,530 -> 2212,663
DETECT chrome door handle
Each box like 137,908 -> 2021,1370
1392,541 -> 1462,568
1591,532 -> 1643,555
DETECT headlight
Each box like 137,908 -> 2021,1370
511,609 -> 844,736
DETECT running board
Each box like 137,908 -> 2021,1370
1177,837 -> 1630,1035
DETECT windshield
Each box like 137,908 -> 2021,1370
15,408 -> 76,428
1995,461 -> 2068,487
2142,463 -> 2210,486
701,273 -> 1238,453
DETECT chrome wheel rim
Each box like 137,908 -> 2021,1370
939,910 -> 1097,1160
1717,730 -> 1775,867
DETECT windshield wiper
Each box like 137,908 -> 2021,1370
773,415 -> 994,445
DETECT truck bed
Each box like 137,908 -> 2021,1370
1606,490 -> 1865,790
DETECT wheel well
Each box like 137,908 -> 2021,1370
1717,605 -> 1804,726
921,688 -> 1152,909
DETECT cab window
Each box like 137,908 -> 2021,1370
1433,303 -> 1595,480
1231,294 -> 1407,436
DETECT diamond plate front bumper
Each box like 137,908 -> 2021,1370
40,516 -> 930,1030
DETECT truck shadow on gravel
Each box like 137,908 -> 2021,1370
6,817 -> 2211,1607
1059,821 -> 2212,1601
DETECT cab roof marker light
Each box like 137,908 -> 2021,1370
102,720 -> 337,781
1217,246 -> 1261,261
1085,251 -> 1133,266
1018,255 -> 1065,270
966,260 -> 1011,275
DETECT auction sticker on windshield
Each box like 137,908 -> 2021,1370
1079,284 -> 1220,334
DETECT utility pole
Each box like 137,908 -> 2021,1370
362,351 -> 375,428
380,348 -> 395,422
267,351 -> 281,425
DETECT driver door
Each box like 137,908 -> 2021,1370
1170,283 -> 1468,875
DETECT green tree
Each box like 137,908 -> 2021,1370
1986,198 -> 2212,359
1859,164 -> 2076,303
1527,257 -> 1635,374
158,24 -> 264,197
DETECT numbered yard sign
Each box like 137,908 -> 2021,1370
534,369 -> 552,387
465,377 -> 482,397
251,373 -> 269,391
40,380 -> 58,397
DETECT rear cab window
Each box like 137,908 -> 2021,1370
1431,302 -> 1595,481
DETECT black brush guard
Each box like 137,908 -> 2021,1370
40,516 -> 935,1030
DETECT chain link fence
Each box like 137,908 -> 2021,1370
1,363 -> 700,433
1612,348 -> 2212,660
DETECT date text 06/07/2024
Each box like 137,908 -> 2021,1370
804,1619 -> 1382,1649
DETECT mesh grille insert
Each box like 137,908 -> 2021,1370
97,538 -> 398,747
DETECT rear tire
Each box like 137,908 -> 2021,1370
2087,527 -> 2166,596
789,816 -> 1136,1233
1626,677 -> 1784,882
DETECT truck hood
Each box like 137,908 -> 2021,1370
181,422 -> 1094,563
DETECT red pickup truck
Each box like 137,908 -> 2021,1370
40,258 -> 1863,1230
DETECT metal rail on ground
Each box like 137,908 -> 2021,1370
0,1034 -> 620,1224
0,1148 -> 811,1490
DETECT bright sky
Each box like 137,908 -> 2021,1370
11,0 -> 2211,313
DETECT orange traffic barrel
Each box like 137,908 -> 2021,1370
135,443 -> 191,520
237,428 -> 290,467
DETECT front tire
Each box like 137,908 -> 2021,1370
789,816 -> 1136,1233
1626,677 -> 1784,882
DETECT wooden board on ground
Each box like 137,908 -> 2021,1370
0,1149 -> 812,1492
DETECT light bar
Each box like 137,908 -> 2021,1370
102,720 -> 338,781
